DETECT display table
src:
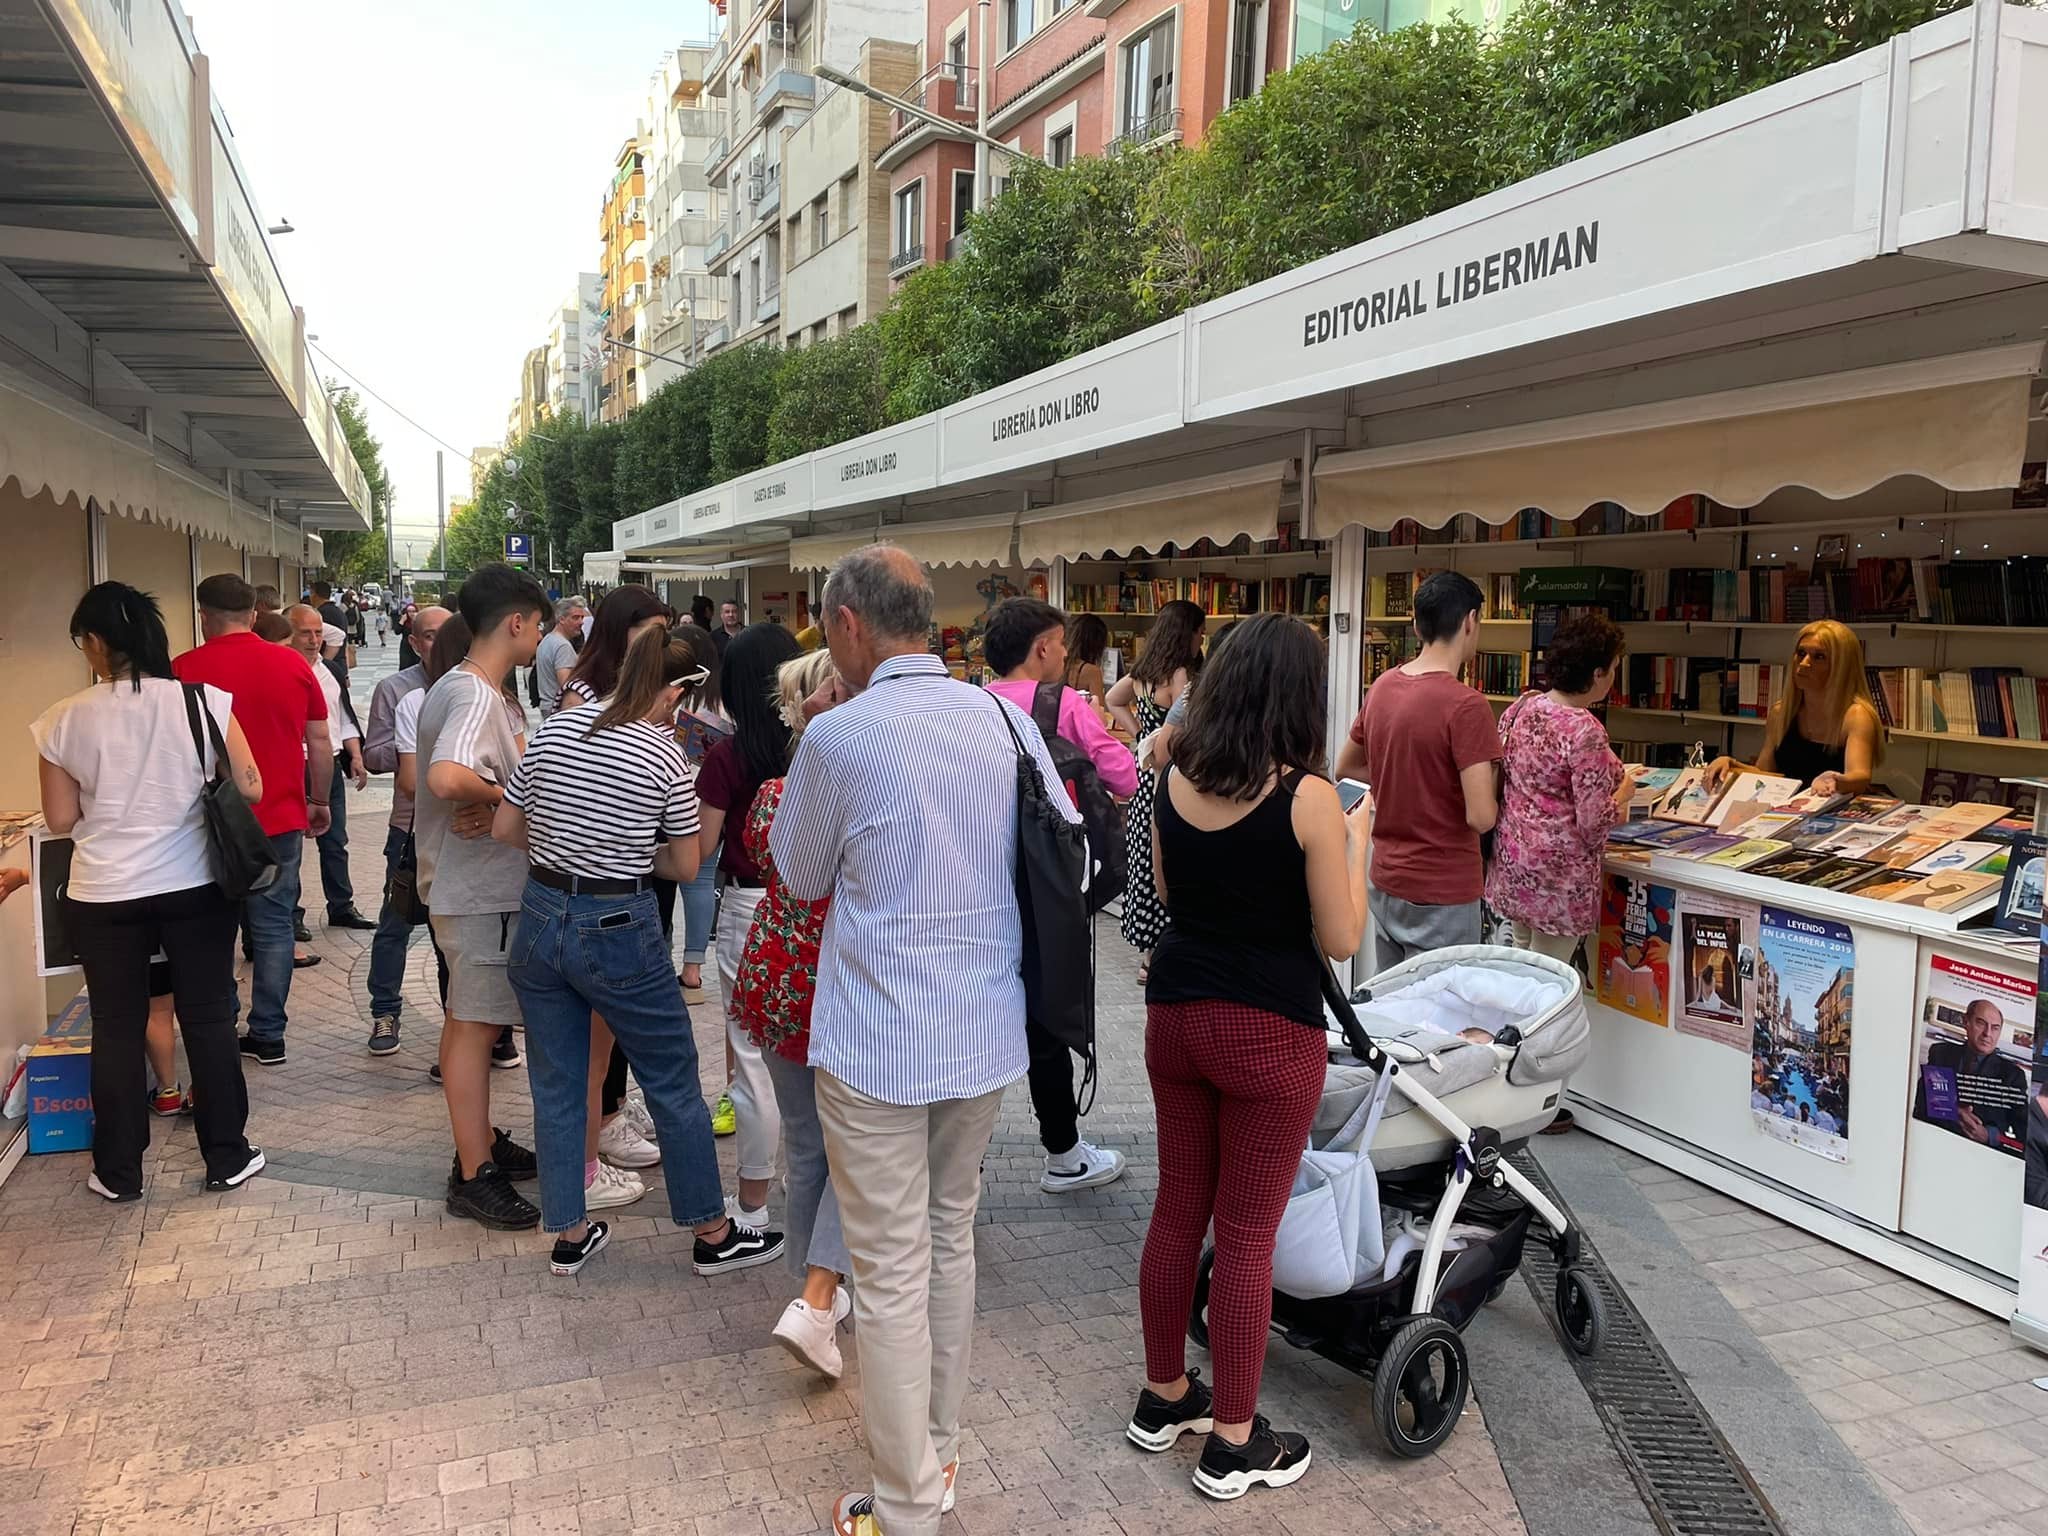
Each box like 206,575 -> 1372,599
1569,850 -> 2026,1316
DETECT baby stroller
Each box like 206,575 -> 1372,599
1187,946 -> 1606,1458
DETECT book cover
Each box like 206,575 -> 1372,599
1879,832 -> 1954,871
1637,822 -> 1721,851
1606,821 -> 1671,846
1920,1064 -> 1961,1123
1811,824 -> 1904,861
1596,875 -> 1674,1027
1993,833 -> 2048,934
1921,768 -> 1968,807
1744,848 -> 1837,883
1662,833 -> 1745,861
1885,870 -> 2002,912
1847,867 -> 1926,901
1700,839 -> 1792,870
1833,795 -> 1904,824
1908,840 -> 2003,876
1707,773 -> 1807,831
1659,768 -> 1727,826
1785,814 -> 1852,849
1803,858 -> 1886,892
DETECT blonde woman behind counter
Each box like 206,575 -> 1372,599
1703,619 -> 1885,797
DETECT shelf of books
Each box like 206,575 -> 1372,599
1363,474 -> 2048,806
1063,530 -> 1333,667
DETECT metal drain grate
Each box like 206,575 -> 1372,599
1512,1150 -> 1786,1536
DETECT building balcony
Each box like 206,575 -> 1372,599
755,67 -> 815,120
752,170 -> 780,224
705,224 -> 733,266
1109,106 -> 1184,154
702,319 -> 731,353
887,64 -> 978,146
758,289 -> 781,326
888,243 -> 925,277
702,131 -> 730,174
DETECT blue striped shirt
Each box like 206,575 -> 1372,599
771,652 -> 1081,1106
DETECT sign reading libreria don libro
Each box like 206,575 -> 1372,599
1186,40 -> 1884,419
942,320 -> 1182,483
812,417 -> 938,511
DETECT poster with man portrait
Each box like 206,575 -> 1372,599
1916,955 -> 2035,1160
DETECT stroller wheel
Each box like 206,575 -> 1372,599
1188,1248 -> 1215,1349
1555,1267 -> 1605,1357
1370,1317 -> 1468,1459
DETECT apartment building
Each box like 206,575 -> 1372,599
508,345 -> 548,440
700,0 -> 923,355
781,39 -> 917,346
597,135 -> 650,422
642,48 -> 726,394
883,0 -> 1290,281
542,274 -> 603,424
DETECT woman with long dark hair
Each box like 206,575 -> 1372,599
1125,614 -> 1368,1498
563,584 -> 673,709
1108,599 -> 1206,976
498,626 -> 783,1278
697,621 -> 802,1224
1064,613 -> 1110,721
668,623 -> 725,1005
33,582 -> 267,1201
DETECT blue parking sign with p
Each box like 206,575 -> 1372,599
505,533 -> 531,565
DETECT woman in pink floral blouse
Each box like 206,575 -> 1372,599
732,648 -> 851,1380
1486,614 -> 1639,961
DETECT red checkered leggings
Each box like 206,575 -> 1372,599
1139,999 -> 1327,1425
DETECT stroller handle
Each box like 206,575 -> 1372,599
1322,978 -> 1394,1078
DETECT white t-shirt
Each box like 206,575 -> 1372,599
394,687 -> 424,754
30,678 -> 232,902
307,655 -> 359,745
321,622 -> 346,655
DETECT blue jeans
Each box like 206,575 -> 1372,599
241,831 -> 303,1042
508,880 -> 725,1233
680,858 -> 717,966
367,825 -> 415,1019
762,1047 -> 848,1279
313,761 -> 353,914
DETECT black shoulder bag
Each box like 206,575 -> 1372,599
992,693 -> 1097,1101
182,685 -> 280,900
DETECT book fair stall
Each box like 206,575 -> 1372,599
604,2 -> 2048,1336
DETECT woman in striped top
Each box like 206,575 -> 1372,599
495,627 -> 785,1277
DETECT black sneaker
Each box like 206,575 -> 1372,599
693,1217 -> 785,1276
445,1163 -> 540,1231
328,905 -> 379,931
1191,1416 -> 1311,1501
1126,1367 -> 1216,1451
551,1221 -> 610,1275
491,1032 -> 523,1070
205,1148 -> 266,1192
238,1035 -> 286,1067
366,1016 -> 401,1056
428,1061 -> 443,1085
491,1128 -> 537,1180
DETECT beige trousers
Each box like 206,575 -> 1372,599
1510,920 -> 1586,965
815,1070 -> 1006,1536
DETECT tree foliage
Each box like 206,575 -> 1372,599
768,327 -> 887,461
317,385 -> 396,587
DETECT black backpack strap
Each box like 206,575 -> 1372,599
181,683 -> 223,781
1030,680 -> 1063,747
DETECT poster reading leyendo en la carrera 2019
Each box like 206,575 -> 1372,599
1596,874 -> 1674,1026
1751,906 -> 1855,1162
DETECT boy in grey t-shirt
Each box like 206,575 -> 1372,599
416,563 -> 547,1230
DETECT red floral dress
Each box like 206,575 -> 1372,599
731,778 -> 829,1062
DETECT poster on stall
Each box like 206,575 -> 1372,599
1596,874 -> 1674,1026
1750,906 -> 1854,1162
2020,927 -> 2048,1350
1913,956 -> 2034,1159
1675,891 -> 1759,1053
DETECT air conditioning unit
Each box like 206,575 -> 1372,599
747,152 -> 766,180
747,176 -> 765,202
767,19 -> 787,41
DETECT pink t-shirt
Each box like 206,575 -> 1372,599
985,679 -> 1138,799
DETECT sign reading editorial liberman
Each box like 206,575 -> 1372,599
1301,222 -> 1601,350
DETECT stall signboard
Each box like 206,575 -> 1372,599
681,485 -> 735,538
43,0 -> 201,244
733,462 -> 813,529
812,418 -> 939,512
1914,955 -> 2034,1161
1596,874 -> 1673,1027
209,128 -> 300,409
941,319 -> 1184,485
1184,33 -> 1899,421
1675,890 -> 1760,1053
1751,906 -> 1854,1162
640,502 -> 682,546
613,514 -> 646,551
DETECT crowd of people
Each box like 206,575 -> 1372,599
36,555 -> 1872,1521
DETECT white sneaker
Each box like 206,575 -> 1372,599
726,1194 -> 769,1227
1040,1140 -> 1127,1193
771,1290 -> 851,1378
621,1089 -> 659,1145
585,1162 -> 646,1210
598,1115 -> 661,1169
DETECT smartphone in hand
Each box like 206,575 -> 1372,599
1337,778 -> 1370,813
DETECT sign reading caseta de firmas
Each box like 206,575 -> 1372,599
991,387 -> 1101,444
1301,221 -> 1601,350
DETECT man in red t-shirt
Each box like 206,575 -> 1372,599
174,574 -> 332,1066
1335,570 -> 1500,973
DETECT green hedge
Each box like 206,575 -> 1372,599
459,0 -> 1976,580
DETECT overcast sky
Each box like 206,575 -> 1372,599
185,0 -> 716,562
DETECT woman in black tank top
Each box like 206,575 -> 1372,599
1126,615 -> 1370,1500
1704,620 -> 1885,797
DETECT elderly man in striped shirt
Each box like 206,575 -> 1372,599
771,544 -> 1080,1536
